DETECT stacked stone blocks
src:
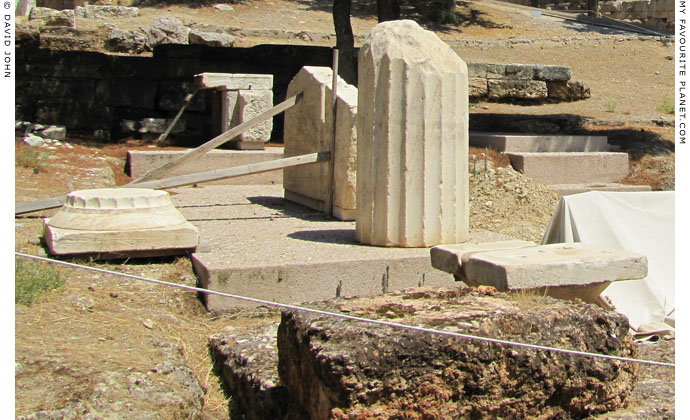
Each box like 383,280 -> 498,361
468,62 -> 590,102
195,72 -> 274,150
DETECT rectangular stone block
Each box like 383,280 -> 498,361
469,132 -> 611,152
467,63 -> 506,79
430,240 -> 537,277
283,66 -> 357,221
469,77 -> 488,97
195,73 -> 273,90
505,64 -> 536,80
126,148 -> 284,186
488,80 -> 548,100
462,242 -> 648,291
237,89 -> 273,144
508,152 -> 630,184
533,65 -> 572,81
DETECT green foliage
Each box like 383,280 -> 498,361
16,147 -> 51,174
15,258 -> 64,305
657,97 -> 674,114
429,8 -> 460,24
605,101 -> 618,113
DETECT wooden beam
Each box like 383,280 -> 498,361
130,93 -> 302,185
325,49 -> 339,217
124,151 -> 330,190
15,151 -> 330,215
156,88 -> 200,145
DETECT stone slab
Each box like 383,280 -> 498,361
126,148 -> 284,186
508,152 -> 630,184
430,240 -> 537,277
237,89 -> 273,144
549,183 -> 653,196
194,73 -> 273,90
283,66 -> 358,221
462,242 -> 648,291
470,132 -> 611,153
168,185 -> 513,313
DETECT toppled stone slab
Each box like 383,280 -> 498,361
462,242 -> 648,291
44,188 -> 198,258
84,5 -> 140,19
209,322 -> 309,420
430,240 -> 537,284
277,287 -> 638,419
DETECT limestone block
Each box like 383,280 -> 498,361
463,242 -> 648,291
43,188 -> 198,258
188,29 -> 235,47
430,240 -> 537,277
104,28 -> 148,54
356,20 -> 469,247
278,289 -> 637,419
194,73 -> 273,90
547,80 -> 591,101
29,7 -> 75,27
488,80 -> 548,100
508,152 -> 630,184
505,64 -> 536,80
467,62 -> 505,78
219,89 -> 239,134
84,5 -> 140,19
468,77 -> 488,97
469,132 -> 610,152
533,65 -> 572,81
237,89 -> 273,145
283,66 -> 358,220
142,17 -> 190,49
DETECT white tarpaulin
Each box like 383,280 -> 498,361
541,191 -> 674,331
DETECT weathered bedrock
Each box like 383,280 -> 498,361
277,288 -> 637,420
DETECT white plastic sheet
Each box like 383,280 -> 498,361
541,191 -> 675,331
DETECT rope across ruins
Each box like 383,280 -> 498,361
14,252 -> 674,369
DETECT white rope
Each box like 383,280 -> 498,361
15,252 -> 675,368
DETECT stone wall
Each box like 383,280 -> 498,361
16,35 -> 587,143
598,0 -> 674,31
15,35 -> 333,143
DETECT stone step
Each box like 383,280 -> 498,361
508,152 -> 629,184
470,132 -> 611,152
126,147 -> 284,186
549,182 -> 652,196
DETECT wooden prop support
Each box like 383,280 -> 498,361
156,88 -> 200,145
15,151 -> 330,215
130,93 -> 302,185
324,49 -> 339,217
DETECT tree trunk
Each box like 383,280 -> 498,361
333,0 -> 357,85
377,0 -> 400,22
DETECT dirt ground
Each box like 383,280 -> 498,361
15,0 -> 675,418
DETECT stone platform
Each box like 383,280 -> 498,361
549,182 -> 652,196
126,147 -> 284,185
168,185 -> 511,313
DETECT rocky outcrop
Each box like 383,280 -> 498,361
277,288 -> 637,419
104,28 -> 148,54
141,17 -> 191,49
